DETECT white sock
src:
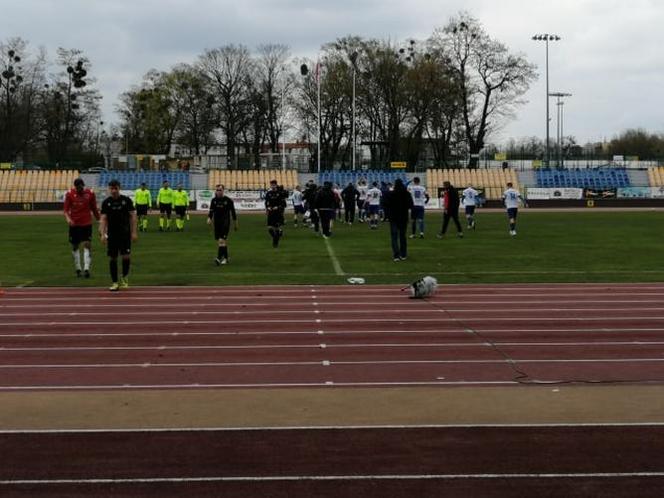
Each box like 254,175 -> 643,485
83,248 -> 91,271
72,250 -> 82,271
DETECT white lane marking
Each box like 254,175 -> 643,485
5,306 -> 664,317
0,381 -> 518,391
4,316 -> 664,326
323,237 -> 345,276
2,473 -> 664,485
3,340 -> 664,352
5,299 -> 664,308
3,357 -> 664,369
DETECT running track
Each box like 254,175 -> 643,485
2,283 -> 664,496
2,283 -> 664,389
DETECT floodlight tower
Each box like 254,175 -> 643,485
532,34 -> 561,167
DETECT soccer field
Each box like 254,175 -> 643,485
0,211 -> 662,287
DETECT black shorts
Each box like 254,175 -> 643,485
107,234 -> 131,257
267,210 -> 284,227
293,205 -> 305,215
214,221 -> 230,240
175,206 -> 187,217
465,205 -> 476,215
159,203 -> 173,215
69,225 -> 92,247
136,204 -> 149,216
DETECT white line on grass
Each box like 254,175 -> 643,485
323,237 -> 345,276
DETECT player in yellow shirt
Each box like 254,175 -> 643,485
157,180 -> 174,231
134,183 -> 152,232
173,184 -> 190,231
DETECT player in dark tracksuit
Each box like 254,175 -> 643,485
341,183 -> 360,225
438,181 -> 464,238
265,179 -> 287,248
207,184 -> 238,265
315,181 -> 338,238
303,181 -> 320,232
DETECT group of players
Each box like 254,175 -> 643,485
63,175 -> 524,290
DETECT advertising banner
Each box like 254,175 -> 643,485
526,188 -> 583,200
617,187 -> 652,198
583,188 -> 617,199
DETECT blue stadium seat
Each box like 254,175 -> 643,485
99,172 -> 190,198
535,168 -> 630,189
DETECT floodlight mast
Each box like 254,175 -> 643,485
532,34 -> 561,167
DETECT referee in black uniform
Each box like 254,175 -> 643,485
207,184 -> 238,266
99,179 -> 138,291
265,179 -> 287,248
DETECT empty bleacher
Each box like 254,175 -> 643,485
426,169 -> 519,199
319,170 -> 408,187
208,169 -> 297,190
99,171 -> 190,197
0,170 -> 79,203
648,167 -> 664,187
536,168 -> 630,189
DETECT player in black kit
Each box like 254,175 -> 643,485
207,184 -> 238,266
265,179 -> 287,248
99,179 -> 138,291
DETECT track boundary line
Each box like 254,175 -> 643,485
323,237 -> 345,276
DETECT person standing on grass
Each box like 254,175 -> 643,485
292,185 -> 305,227
303,181 -> 320,233
157,180 -> 174,231
207,184 -> 237,266
99,179 -> 137,291
63,178 -> 100,278
383,178 -> 414,262
265,179 -> 287,248
407,176 -> 429,239
314,181 -> 338,238
341,182 -> 360,225
462,184 -> 479,230
356,178 -> 368,222
438,181 -> 463,239
173,184 -> 190,232
134,183 -> 152,232
366,181 -> 382,229
503,182 -> 524,237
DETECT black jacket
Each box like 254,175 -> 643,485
383,186 -> 414,225
314,186 -> 337,210
341,185 -> 359,204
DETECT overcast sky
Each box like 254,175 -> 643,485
4,0 -> 664,145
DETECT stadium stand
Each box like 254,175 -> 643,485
426,168 -> 520,199
535,168 -> 630,189
647,167 -> 664,186
208,169 -> 297,190
0,170 -> 79,203
318,170 -> 408,187
99,171 -> 190,196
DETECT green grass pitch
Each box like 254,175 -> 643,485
0,210 -> 662,287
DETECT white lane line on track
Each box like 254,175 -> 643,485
3,341 -> 664,352
3,358 -> 664,369
4,317 -> 664,326
2,473 -> 664,485
5,299 -> 664,309
0,381 -> 519,391
3,306 -> 664,317
3,422 -> 664,433
0,327 -> 662,338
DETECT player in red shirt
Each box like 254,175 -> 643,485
63,178 -> 101,278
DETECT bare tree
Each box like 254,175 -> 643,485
430,12 -> 537,167
198,45 -> 254,169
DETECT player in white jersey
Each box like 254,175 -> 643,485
502,182 -> 523,236
291,185 -> 305,227
462,185 -> 479,230
357,179 -> 368,222
407,177 -> 429,238
366,182 -> 382,229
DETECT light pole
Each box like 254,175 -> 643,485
349,52 -> 358,171
300,61 -> 322,173
281,86 -> 286,170
549,92 -> 571,168
532,34 -> 560,167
